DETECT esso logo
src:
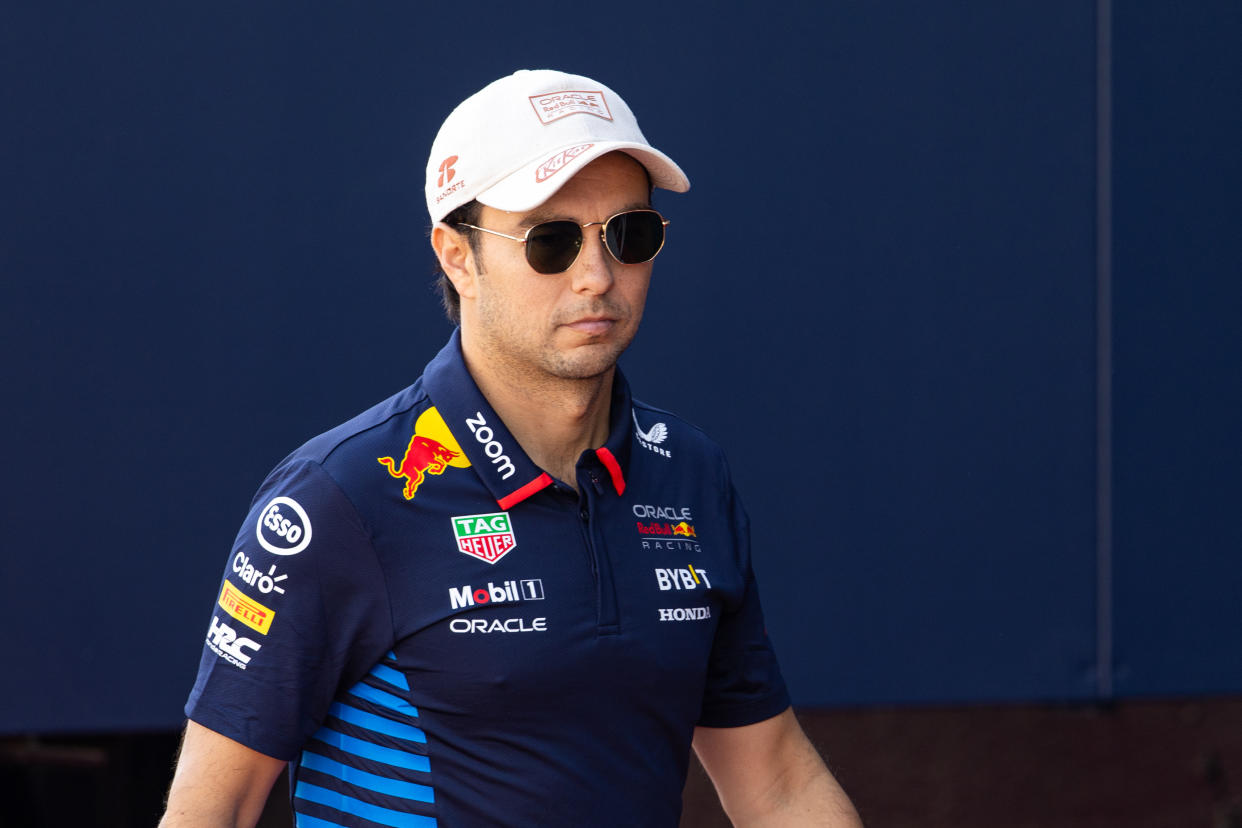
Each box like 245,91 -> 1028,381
255,496 -> 312,556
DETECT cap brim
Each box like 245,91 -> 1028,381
476,142 -> 690,214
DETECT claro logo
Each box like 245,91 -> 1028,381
232,552 -> 287,595
466,411 -> 515,480
255,497 -> 312,555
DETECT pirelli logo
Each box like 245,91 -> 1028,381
218,579 -> 275,635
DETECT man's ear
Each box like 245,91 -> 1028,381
431,223 -> 479,300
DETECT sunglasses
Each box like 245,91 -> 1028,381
457,209 -> 669,274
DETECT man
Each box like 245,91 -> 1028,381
162,69 -> 862,827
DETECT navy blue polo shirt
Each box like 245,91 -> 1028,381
186,330 -> 790,827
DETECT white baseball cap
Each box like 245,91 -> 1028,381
425,69 -> 690,222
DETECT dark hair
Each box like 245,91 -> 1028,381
433,200 -> 482,325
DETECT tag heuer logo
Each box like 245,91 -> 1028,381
452,512 -> 517,564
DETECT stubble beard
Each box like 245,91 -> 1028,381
480,302 -> 637,385
474,290 -> 639,388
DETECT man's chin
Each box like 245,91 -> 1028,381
546,342 -> 627,381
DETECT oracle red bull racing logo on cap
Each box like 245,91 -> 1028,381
379,407 -> 472,500
256,496 -> 312,555
452,512 -> 517,564
528,90 -> 612,124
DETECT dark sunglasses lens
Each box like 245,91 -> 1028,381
605,211 -> 665,264
525,221 -> 582,273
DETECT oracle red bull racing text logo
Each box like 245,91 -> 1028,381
633,505 -> 696,537
528,90 -> 612,124
379,407 -> 471,500
452,512 -> 518,564
636,520 -> 696,537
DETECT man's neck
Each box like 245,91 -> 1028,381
461,348 -> 614,491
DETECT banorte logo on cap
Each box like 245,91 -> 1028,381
528,90 -> 612,125
435,155 -> 466,205
437,156 -> 458,188
378,407 -> 472,500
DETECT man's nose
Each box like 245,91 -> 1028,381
569,226 -> 616,294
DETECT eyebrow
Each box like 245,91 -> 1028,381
515,201 -> 654,230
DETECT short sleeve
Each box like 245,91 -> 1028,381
184,459 -> 393,760
697,484 -> 792,728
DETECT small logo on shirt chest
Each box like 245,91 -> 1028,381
452,512 -> 518,564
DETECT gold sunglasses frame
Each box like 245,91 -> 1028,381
455,209 -> 670,273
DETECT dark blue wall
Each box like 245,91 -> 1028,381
1112,2 -> 1242,696
2,2 -> 1238,732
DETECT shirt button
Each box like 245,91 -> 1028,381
579,507 -> 589,521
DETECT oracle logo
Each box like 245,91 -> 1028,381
437,155 -> 458,188
528,90 -> 612,124
535,144 -> 594,183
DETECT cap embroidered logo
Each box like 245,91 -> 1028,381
527,90 -> 613,125
437,155 -> 458,188
535,143 -> 594,183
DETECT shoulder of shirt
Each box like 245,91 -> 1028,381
631,397 -> 729,465
274,379 -> 433,470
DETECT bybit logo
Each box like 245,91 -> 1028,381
654,564 -> 711,591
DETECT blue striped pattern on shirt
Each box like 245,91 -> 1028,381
294,652 -> 435,827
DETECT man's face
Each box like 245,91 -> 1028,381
462,152 -> 655,384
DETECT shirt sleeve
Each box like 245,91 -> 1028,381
184,458 -> 393,760
697,481 -> 792,728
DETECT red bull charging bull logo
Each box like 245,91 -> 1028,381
672,521 -> 696,537
378,407 -> 471,500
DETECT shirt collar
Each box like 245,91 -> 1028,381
594,368 -> 634,497
423,329 -> 631,509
